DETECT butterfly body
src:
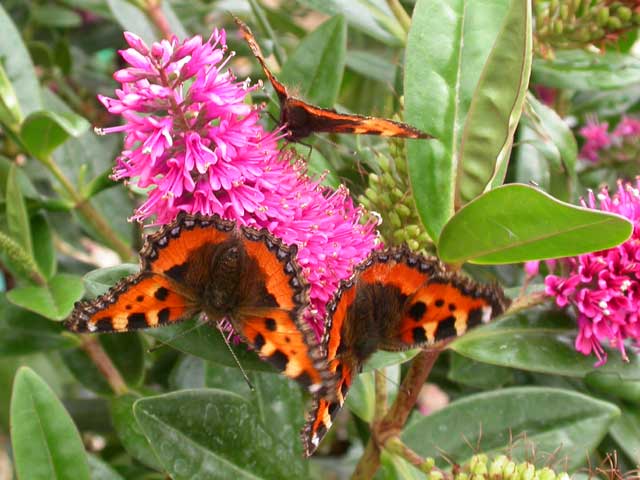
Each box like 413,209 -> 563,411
302,248 -> 509,455
67,213 -> 333,397
235,17 -> 432,141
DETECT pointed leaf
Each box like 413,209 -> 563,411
457,0 -> 532,201
134,389 -> 307,479
402,387 -> 619,471
21,110 -> 90,159
405,0 -> 513,239
7,273 -> 85,320
6,163 -> 33,256
82,264 -> 138,298
609,405 -> 640,462
438,184 -> 632,264
87,454 -> 125,480
10,367 -> 90,480
0,63 -> 21,128
280,15 -> 346,108
31,213 -> 57,280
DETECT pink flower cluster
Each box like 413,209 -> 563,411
579,116 -> 640,162
542,180 -> 640,365
98,31 -> 379,336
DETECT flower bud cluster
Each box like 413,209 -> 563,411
423,455 -> 571,480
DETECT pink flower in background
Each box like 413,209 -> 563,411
578,119 -> 611,162
613,116 -> 640,138
98,31 -> 379,336
544,180 -> 640,365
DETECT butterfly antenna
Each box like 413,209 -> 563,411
147,320 -> 204,353
216,321 -> 255,391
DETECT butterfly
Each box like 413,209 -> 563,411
65,212 -> 334,397
300,247 -> 509,456
234,17 -> 433,142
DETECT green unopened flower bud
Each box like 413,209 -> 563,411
429,471 -> 444,480
607,16 -> 623,30
377,154 -> 390,171
405,224 -> 422,238
382,172 -> 396,188
552,19 -> 563,34
536,467 -> 556,480
556,473 -> 570,480
489,455 -> 508,477
390,187 -> 405,201
396,203 -> 412,218
616,6 -> 632,22
517,462 -> 535,480
378,192 -> 392,209
597,7 -> 610,26
407,239 -> 420,251
535,2 -> 547,18
503,460 -> 517,478
591,27 -> 605,40
359,197 -> 372,210
423,457 -> 435,471
388,210 -> 402,228
364,187 -> 379,203
393,229 -> 406,243
571,26 -> 592,42
369,173 -> 381,186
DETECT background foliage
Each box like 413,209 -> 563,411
0,0 -> 639,479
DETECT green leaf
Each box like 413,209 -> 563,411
345,50 -> 396,84
0,4 -> 42,118
87,454 -> 126,480
451,308 -> 640,380
447,352 -> 513,389
105,0 -> 157,45
405,0 -> 513,239
362,349 -> 420,372
147,319 -> 271,372
457,0 -> 532,202
6,163 -> 33,256
21,110 -> 90,159
10,367 -> 90,480
31,213 -> 57,280
437,184 -> 632,264
0,294 -> 76,356
585,372 -> 640,403
82,264 -> 138,298
297,0 -> 404,46
62,333 -> 144,394
280,15 -> 346,108
346,366 -> 399,423
402,387 -> 619,471
533,50 -> 640,91
83,167 -> 119,199
380,450 -> 427,480
31,5 -> 83,28
609,405 -> 640,462
0,62 -> 21,128
109,394 -> 163,471
7,273 -> 85,320
134,389 -> 307,479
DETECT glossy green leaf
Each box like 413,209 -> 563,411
609,405 -> 640,462
451,309 -> 640,380
0,62 -> 21,128
6,163 -> 33,256
134,389 -> 306,479
458,0 -> 531,202
21,110 -> 90,159
438,184 -> 632,264
447,352 -> 513,389
170,355 -> 206,390
362,349 -> 420,372
280,15 -> 346,108
62,332 -> 144,394
31,213 -> 57,280
402,387 -> 619,470
87,454 -> 126,480
380,450 -> 426,480
31,5 -> 82,28
82,264 -> 138,298
405,0 -> 512,239
105,0 -> 157,45
10,367 -> 90,480
533,50 -> 640,91
585,372 -> 640,403
7,273 -> 85,320
109,394 -> 163,471
297,0 -> 403,46
0,294 -> 76,356
0,4 -> 42,118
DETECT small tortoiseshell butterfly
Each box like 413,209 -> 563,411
234,18 -> 433,142
301,247 -> 509,456
66,212 -> 333,397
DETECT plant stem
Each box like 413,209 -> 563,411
351,349 -> 443,479
386,0 -> 412,33
384,436 -> 447,476
374,369 -> 388,421
145,0 -> 173,40
247,0 -> 285,67
41,156 -> 132,261
80,336 -> 128,395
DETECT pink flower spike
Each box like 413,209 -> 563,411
123,31 -> 149,55
542,179 -> 640,365
579,119 -> 611,162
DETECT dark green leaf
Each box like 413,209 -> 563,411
380,450 -> 426,480
7,273 -> 85,320
533,50 -> 640,91
345,50 -> 396,84
87,454 -> 126,480
10,367 -> 90,480
109,394 -> 163,471
586,372 -> 640,403
405,0 -> 512,239
6,163 -> 33,256
83,264 -> 138,298
0,4 -> 42,118
31,213 -> 57,280
447,352 -> 514,389
297,0 -> 404,46
0,294 -> 77,356
458,0 -> 532,201
438,184 -> 632,264
105,0 -> 158,45
31,5 -> 83,28
83,167 -> 119,199
280,15 -> 346,108
21,110 -> 90,159
402,387 -> 619,470
347,366 -> 399,422
134,389 -> 306,479
609,405 -> 640,462
451,308 -> 640,380
53,38 -> 73,76
362,349 -> 420,372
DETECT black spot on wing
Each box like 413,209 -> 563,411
95,317 -> 113,332
408,301 -> 427,321
434,315 -> 457,341
267,350 -> 288,372
412,327 -> 427,343
328,402 -> 341,418
154,287 -> 169,301
164,262 -> 188,282
435,299 -> 444,307
158,308 -> 171,324
468,308 -> 484,329
265,318 -> 277,331
254,333 -> 265,350
127,312 -> 148,329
